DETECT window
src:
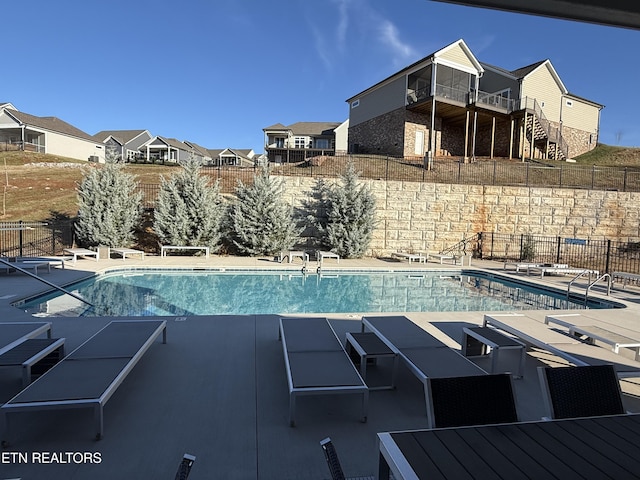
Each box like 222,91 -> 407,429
351,99 -> 360,108
294,137 -> 306,148
275,137 -> 285,148
315,139 -> 329,149
566,100 -> 573,107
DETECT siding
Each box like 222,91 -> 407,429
478,69 -> 519,98
562,98 -> 600,132
349,76 -> 407,127
438,44 -> 476,71
520,64 -> 563,122
46,132 -> 106,161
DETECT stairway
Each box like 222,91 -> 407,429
524,114 -> 567,161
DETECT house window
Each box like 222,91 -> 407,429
351,99 -> 360,108
315,139 -> 329,149
566,100 -> 573,107
275,137 -> 285,148
294,137 -> 306,148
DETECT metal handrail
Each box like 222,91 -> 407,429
0,258 -> 94,310
567,271 -> 611,305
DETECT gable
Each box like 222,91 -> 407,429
434,40 -> 483,75
520,62 -> 566,122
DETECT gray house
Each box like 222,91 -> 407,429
346,39 -> 603,163
138,136 -> 193,164
263,122 -> 342,163
93,129 -> 153,162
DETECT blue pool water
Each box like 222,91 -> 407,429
17,269 -> 619,317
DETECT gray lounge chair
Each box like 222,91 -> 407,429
1,320 -> 166,445
362,315 -> 487,416
279,317 -> 368,427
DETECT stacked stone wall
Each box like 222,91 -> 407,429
279,176 -> 640,256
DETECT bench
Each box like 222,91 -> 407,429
111,248 -> 145,260
462,326 -> 526,378
391,252 -> 426,264
161,245 -> 210,258
317,251 -> 340,264
63,248 -> 99,263
612,271 -> 640,288
278,250 -> 309,263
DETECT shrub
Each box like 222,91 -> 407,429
307,160 -> 376,258
153,158 -> 225,250
75,156 -> 142,248
227,167 -> 301,255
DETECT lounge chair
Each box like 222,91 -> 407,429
391,252 -> 426,264
526,264 -> 598,278
317,251 -> 340,264
279,317 -> 368,427
1,320 -> 167,444
0,261 -> 51,274
427,373 -> 519,428
545,314 -> 640,360
174,453 -> 196,480
0,322 -> 52,355
537,364 -> 626,419
483,314 -> 640,379
503,261 -> 542,273
320,437 -> 374,480
362,316 -> 487,416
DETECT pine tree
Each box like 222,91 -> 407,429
309,160 -> 376,258
228,167 -> 301,255
153,157 -> 225,250
75,151 -> 142,248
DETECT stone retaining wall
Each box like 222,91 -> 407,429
279,176 -> 640,256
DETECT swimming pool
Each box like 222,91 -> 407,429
17,269 -> 621,317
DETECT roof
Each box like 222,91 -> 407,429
183,141 -> 211,157
93,130 -> 149,144
264,122 -> 341,136
346,39 -> 481,102
510,60 -> 548,79
4,109 -> 95,142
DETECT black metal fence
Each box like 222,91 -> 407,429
0,221 -> 75,257
468,232 -> 640,275
134,155 -> 640,208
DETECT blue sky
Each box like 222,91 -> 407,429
4,0 -> 639,152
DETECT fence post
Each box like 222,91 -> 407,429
559,165 -> 563,188
519,234 -> 524,261
19,220 -> 24,257
605,239 -> 611,274
623,167 -> 627,192
385,156 -> 389,182
555,236 -> 561,264
51,226 -> 56,255
525,162 -> 529,187
591,165 -> 595,189
492,161 -> 497,185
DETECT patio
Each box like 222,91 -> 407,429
2,256 -> 640,479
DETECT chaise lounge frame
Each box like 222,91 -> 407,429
1,320 -> 166,445
279,317 -> 368,427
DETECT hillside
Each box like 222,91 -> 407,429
1,144 -> 640,222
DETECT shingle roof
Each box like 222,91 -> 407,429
5,109 -> 95,141
93,130 -> 149,144
263,123 -> 287,131
264,122 -> 341,136
510,60 -> 547,79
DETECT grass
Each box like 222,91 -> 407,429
1,144 -> 640,222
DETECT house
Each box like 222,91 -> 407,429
208,148 -> 256,167
138,136 -> 193,164
0,104 -> 107,162
263,121 -> 343,163
346,39 -> 602,163
93,129 -> 153,162
184,141 -> 213,164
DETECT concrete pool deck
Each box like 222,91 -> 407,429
2,254 -> 640,479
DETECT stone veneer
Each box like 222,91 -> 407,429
278,176 -> 640,256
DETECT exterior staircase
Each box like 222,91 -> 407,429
522,98 -> 567,161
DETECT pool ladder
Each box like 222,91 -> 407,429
567,272 -> 611,305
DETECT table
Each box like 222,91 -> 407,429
462,326 -> 526,378
161,245 -> 210,258
345,332 -> 398,390
378,414 -> 640,480
63,248 -> 99,263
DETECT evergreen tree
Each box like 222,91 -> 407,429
228,167 -> 301,255
153,157 -> 225,250
309,160 -> 376,258
75,151 -> 142,248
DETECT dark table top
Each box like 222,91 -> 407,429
379,414 -> 640,480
